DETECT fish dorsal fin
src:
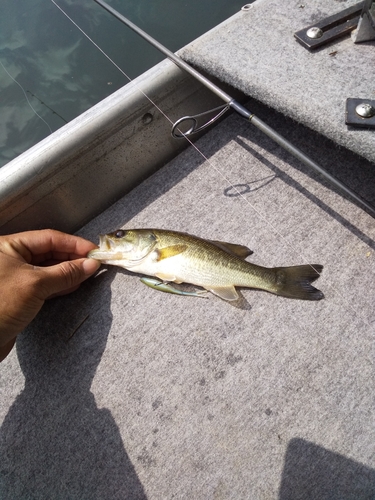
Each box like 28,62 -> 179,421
209,240 -> 253,259
156,244 -> 187,261
205,285 -> 239,301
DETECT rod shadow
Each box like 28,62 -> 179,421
231,136 -> 375,251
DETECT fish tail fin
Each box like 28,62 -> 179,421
273,264 -> 324,300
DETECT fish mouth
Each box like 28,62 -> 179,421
87,248 -> 124,261
87,232 -> 154,264
99,234 -> 111,250
87,235 -> 123,261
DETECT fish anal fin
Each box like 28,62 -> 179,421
156,244 -> 187,261
209,240 -> 253,259
205,285 -> 239,301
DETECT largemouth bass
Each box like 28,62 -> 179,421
87,229 -> 324,301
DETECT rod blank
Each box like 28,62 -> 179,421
94,0 -> 375,217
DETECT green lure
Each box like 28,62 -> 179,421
140,277 -> 208,298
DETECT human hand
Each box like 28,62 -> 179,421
0,229 -> 101,362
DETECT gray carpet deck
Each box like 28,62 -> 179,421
1,99 -> 374,499
1,0 -> 375,497
180,0 -> 375,164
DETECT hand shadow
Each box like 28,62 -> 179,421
0,269 -> 147,500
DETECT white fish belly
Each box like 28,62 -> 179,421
127,252 -> 258,288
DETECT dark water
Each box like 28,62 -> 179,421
0,0 -> 248,168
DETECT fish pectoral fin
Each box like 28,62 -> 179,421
205,285 -> 239,301
156,244 -> 187,261
209,240 -> 253,259
155,272 -> 181,283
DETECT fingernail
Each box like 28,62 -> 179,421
82,258 -> 101,275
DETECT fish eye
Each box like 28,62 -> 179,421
114,230 -> 126,238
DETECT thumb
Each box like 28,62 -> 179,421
38,258 -> 101,298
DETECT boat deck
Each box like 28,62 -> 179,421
180,0 -> 375,164
1,0 -> 374,498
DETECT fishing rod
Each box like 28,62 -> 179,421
93,0 -> 375,218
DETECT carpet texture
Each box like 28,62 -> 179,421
1,96 -> 374,499
180,0 -> 375,164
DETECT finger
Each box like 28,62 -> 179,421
23,229 -> 98,257
2,230 -> 98,264
36,258 -> 101,299
47,284 -> 81,299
